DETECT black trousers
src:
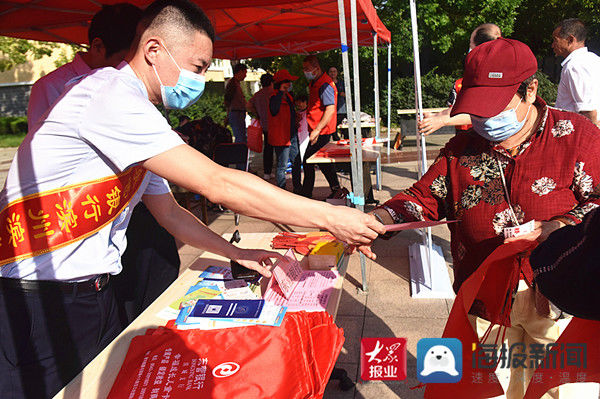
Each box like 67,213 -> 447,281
301,134 -> 340,198
262,129 -> 274,175
113,203 -> 180,327
0,281 -> 121,398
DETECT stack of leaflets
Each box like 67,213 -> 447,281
161,266 -> 287,330
264,249 -> 340,312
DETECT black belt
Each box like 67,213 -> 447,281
0,274 -> 110,294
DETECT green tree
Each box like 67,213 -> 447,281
376,0 -> 524,74
53,43 -> 82,68
513,0 -> 600,59
0,37 -> 58,72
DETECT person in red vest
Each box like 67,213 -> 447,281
301,55 -> 344,199
268,69 -> 298,189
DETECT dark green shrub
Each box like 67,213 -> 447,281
535,71 -> 558,105
0,118 -> 11,135
9,117 -> 27,135
383,71 -> 457,125
165,92 -> 228,128
0,116 -> 26,135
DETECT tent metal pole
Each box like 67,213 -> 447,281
350,0 -> 368,292
409,0 -> 433,266
373,33 -> 380,141
336,0 -> 359,205
387,42 -> 392,155
373,32 -> 382,190
338,0 -> 367,293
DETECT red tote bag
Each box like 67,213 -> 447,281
108,312 -> 343,399
247,119 -> 263,153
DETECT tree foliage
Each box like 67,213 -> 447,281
513,0 -> 600,58
0,37 -> 58,72
375,0 -> 524,74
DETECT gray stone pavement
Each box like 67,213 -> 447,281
0,131 -> 456,399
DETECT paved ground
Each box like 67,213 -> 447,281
0,131 -> 455,399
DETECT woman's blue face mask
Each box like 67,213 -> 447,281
471,99 -> 532,142
152,43 -> 206,110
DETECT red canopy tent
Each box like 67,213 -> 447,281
0,0 -> 390,59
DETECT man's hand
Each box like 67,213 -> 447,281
231,248 -> 287,278
309,128 -> 321,145
325,207 -> 386,259
504,220 -> 566,244
418,112 -> 448,136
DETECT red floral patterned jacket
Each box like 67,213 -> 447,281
382,97 -> 600,305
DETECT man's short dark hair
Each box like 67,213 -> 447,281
556,18 -> 587,42
88,3 -> 142,57
260,73 -> 273,87
233,63 -> 247,74
472,28 -> 497,47
141,0 -> 215,43
303,55 -> 321,69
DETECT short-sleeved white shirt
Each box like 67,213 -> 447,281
0,62 -> 184,281
555,47 -> 600,115
27,52 -> 92,131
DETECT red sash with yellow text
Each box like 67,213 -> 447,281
0,165 -> 147,266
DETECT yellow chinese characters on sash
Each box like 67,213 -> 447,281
0,165 -> 147,266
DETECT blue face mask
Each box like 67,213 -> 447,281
152,43 -> 205,109
304,70 -> 316,80
471,100 -> 532,142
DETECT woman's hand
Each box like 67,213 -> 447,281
504,220 -> 565,244
418,112 -> 449,136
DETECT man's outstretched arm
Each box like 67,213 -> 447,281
143,144 -> 385,257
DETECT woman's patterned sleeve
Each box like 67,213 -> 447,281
562,121 -> 600,224
379,150 -> 450,223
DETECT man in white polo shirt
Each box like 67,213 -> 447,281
552,18 -> 600,127
27,3 -> 142,131
0,1 -> 384,397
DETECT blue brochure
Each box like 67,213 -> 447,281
186,299 -> 265,322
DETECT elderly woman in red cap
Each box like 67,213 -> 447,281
373,38 -> 600,398
268,69 -> 298,189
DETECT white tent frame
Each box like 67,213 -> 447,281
406,0 -> 453,298
335,0 -> 452,296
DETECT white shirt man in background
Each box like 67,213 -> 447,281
27,3 -> 142,130
552,18 -> 600,127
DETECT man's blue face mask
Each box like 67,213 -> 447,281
471,99 -> 532,142
152,43 -> 205,110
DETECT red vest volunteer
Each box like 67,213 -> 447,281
307,72 -> 338,135
268,91 -> 295,146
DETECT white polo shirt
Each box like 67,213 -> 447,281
555,47 -> 600,115
27,52 -> 92,131
0,62 -> 184,281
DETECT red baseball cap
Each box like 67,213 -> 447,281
451,38 -> 538,118
273,69 -> 298,83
